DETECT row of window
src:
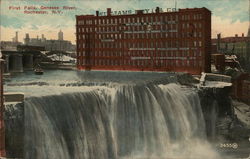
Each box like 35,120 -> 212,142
78,32 -> 202,43
78,24 -> 179,33
78,13 -> 204,25
78,59 -> 203,67
78,40 -> 203,49
78,15 -> 179,25
78,22 -> 202,33
78,50 -> 203,57
182,22 -> 202,29
78,32 -> 181,40
181,14 -> 203,21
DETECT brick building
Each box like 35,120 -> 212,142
76,7 -> 211,74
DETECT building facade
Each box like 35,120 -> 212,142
76,7 -> 211,74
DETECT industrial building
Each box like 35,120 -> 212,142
23,31 -> 75,52
76,7 -> 211,74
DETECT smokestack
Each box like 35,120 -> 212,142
96,11 -> 99,16
107,8 -> 111,16
217,33 -> 221,51
242,33 -> 244,37
235,34 -> 238,37
15,31 -> 18,42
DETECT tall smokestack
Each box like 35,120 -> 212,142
217,33 -> 221,51
15,31 -> 18,42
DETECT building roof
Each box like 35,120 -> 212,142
212,36 -> 250,43
76,7 -> 211,18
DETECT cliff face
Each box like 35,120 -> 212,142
198,86 -> 233,140
199,85 -> 250,158
4,102 -> 24,158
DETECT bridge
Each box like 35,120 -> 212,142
1,50 -> 43,73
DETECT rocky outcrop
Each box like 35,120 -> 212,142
4,102 -> 24,158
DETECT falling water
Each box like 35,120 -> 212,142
24,83 -> 220,159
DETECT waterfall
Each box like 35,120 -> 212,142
24,83 -> 220,159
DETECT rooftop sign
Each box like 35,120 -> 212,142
98,8 -> 178,16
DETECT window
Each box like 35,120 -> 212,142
199,41 -> 202,47
194,32 -> 197,37
199,50 -> 202,56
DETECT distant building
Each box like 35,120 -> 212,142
58,30 -> 63,41
13,32 -> 19,43
24,33 -> 30,45
76,7 -> 212,74
23,31 -> 75,52
212,33 -> 250,71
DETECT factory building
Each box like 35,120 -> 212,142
76,7 -> 211,74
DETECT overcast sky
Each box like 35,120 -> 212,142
0,0 -> 249,44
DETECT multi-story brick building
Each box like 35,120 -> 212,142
76,7 -> 211,74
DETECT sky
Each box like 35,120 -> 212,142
0,0 -> 249,44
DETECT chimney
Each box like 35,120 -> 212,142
235,34 -> 238,37
96,11 -> 99,16
156,7 -> 160,13
242,33 -> 244,37
15,31 -> 18,42
217,33 -> 221,51
107,8 -> 111,16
